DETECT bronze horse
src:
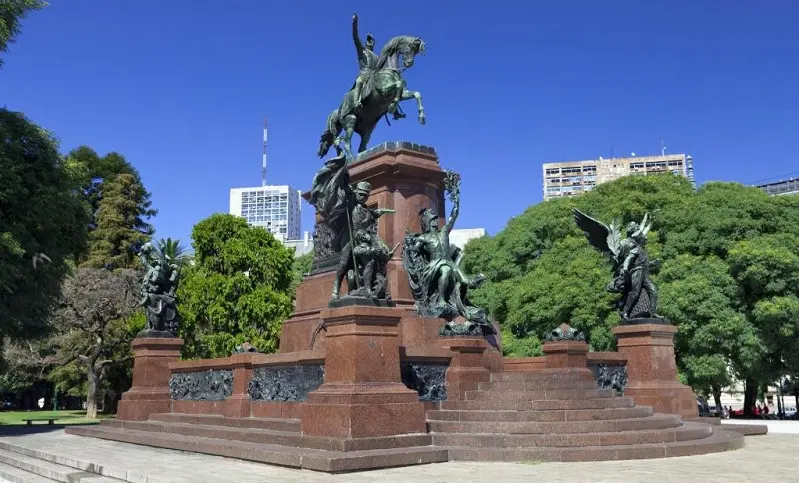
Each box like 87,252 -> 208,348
318,35 -> 427,158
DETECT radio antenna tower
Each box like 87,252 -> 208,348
261,118 -> 268,187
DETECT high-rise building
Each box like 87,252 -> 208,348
229,185 -> 302,241
542,153 -> 694,201
755,178 -> 799,196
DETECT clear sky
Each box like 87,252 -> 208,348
3,1 -> 798,245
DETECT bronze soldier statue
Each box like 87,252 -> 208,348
331,180 -> 395,300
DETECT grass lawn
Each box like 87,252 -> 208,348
0,410 -> 115,426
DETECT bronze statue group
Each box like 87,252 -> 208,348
138,13 -> 665,345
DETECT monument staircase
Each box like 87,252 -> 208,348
426,368 -> 743,461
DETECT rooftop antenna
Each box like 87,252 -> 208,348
261,118 -> 268,187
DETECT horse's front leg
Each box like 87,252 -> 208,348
401,88 -> 425,125
338,114 -> 357,160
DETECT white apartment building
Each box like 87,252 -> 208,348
229,185 -> 302,242
543,153 -> 695,201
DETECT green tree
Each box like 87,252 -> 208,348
178,214 -> 294,358
50,268 -> 138,419
154,237 -> 190,264
290,252 -> 313,294
0,0 -> 45,66
82,173 -> 153,269
658,254 -> 761,410
465,174 -> 799,416
464,174 -> 691,350
65,147 -> 156,263
0,109 -> 89,340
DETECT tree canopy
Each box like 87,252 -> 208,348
178,214 -> 295,358
0,0 -> 45,66
50,267 -> 138,418
464,173 -> 799,409
82,173 -> 153,269
0,109 -> 89,340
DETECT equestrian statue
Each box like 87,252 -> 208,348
318,13 -> 427,159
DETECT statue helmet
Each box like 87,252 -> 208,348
419,207 -> 438,229
626,221 -> 639,237
353,181 -> 371,195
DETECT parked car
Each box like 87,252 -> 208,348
785,406 -> 797,418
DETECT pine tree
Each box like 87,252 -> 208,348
82,173 -> 153,269
65,147 -> 156,262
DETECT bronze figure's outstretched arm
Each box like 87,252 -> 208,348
445,197 -> 459,234
352,13 -> 365,65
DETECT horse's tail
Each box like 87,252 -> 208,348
318,109 -> 340,158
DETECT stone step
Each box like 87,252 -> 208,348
446,426 -> 744,462
105,419 -> 302,446
463,388 -> 615,401
427,405 -> 654,422
0,449 -> 121,482
427,414 -> 682,434
431,423 -> 713,448
104,419 -> 431,452
65,425 -> 448,473
0,461 -> 56,483
479,380 -> 598,391
490,370 -> 595,384
722,424 -> 769,436
439,396 -> 635,411
148,413 -> 300,432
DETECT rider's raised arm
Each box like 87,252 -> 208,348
352,14 -> 365,65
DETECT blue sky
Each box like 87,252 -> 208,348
3,2 -> 798,245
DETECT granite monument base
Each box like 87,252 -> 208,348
117,337 -> 183,421
614,320 -> 699,419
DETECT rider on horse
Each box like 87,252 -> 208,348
351,14 -> 376,110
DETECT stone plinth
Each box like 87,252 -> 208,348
281,143 -> 446,354
542,340 -> 589,369
614,321 -> 697,419
438,337 -> 491,400
301,305 -> 426,438
118,337 -> 183,421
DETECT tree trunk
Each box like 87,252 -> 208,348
85,364 -> 99,419
743,378 -> 758,418
711,384 -> 723,416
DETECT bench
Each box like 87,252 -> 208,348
23,418 -> 55,426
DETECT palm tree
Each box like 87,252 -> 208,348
154,238 -> 189,264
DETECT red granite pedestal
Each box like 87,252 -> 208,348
542,327 -> 589,370
614,322 -> 698,419
301,305 -> 427,439
117,337 -> 184,421
438,337 -> 491,400
280,145 -> 447,353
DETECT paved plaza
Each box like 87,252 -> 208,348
0,429 -> 796,483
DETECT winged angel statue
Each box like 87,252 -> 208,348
572,209 -> 662,321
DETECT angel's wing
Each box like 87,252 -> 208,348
606,220 -> 622,258
573,209 -> 614,257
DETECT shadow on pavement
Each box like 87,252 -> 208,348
0,423 -> 98,437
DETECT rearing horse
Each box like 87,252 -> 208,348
318,35 -> 426,158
